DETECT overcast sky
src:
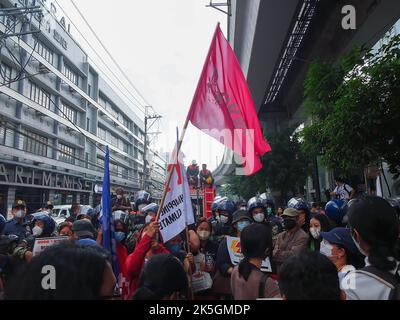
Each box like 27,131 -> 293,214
55,0 -> 227,170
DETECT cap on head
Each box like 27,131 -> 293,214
320,227 -> 360,254
12,199 -> 26,209
232,209 -> 252,225
71,219 -> 95,238
282,208 -> 299,218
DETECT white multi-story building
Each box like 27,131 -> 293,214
0,0 -> 166,212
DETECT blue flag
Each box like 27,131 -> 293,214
101,146 -> 120,279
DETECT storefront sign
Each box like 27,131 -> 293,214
0,162 -> 93,192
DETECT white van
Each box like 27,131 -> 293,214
50,205 -> 72,225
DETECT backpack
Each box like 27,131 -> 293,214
361,265 -> 400,300
258,273 -> 270,299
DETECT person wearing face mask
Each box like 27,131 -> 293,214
196,218 -> 219,276
125,221 -> 169,299
141,203 -> 159,224
308,214 -> 332,252
319,227 -> 365,288
113,219 -> 131,300
213,210 -> 252,299
343,196 -> 400,300
4,200 -> 31,240
272,208 -> 309,272
231,223 -> 280,300
212,199 -> 235,244
287,198 -> 311,234
31,214 -> 56,238
248,197 -> 283,245
112,187 -> 132,213
165,233 -> 195,275
58,221 -> 73,238
126,191 -> 151,240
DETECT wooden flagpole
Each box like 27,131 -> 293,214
155,117 -> 189,222
176,126 -> 195,300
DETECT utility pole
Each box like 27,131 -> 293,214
143,106 -> 162,190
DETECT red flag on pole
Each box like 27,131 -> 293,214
186,24 -> 271,175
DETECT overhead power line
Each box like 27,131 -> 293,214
54,0 -> 147,115
70,0 -> 155,112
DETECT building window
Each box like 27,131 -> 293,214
23,130 -> 48,157
86,118 -> 90,131
0,63 -> 12,87
110,133 -> 118,148
88,84 -> 92,97
99,96 -> 106,108
29,80 -> 51,109
110,162 -> 119,176
62,64 -> 78,85
97,157 -> 104,169
97,126 -> 106,141
60,101 -> 77,124
122,167 -> 129,179
0,124 -> 6,145
59,143 -> 75,164
123,117 -> 129,129
33,37 -> 54,65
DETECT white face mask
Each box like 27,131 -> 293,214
197,230 -> 210,241
145,214 -> 154,224
319,240 -> 333,257
15,210 -> 26,218
32,226 -> 43,237
351,234 -> 367,256
253,213 -> 265,223
310,227 -> 321,239
220,215 -> 229,224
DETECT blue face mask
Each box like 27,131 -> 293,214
114,231 -> 125,243
267,207 -> 273,215
166,243 -> 181,254
237,220 -> 251,232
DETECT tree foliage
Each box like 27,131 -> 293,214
302,34 -> 400,178
226,126 -> 313,201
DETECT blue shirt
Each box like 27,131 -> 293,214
3,218 -> 31,240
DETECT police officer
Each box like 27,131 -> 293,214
141,203 -> 159,224
37,201 -> 54,215
31,214 -> 56,238
247,197 -> 283,245
287,197 -> 311,233
212,198 -> 235,243
3,200 -> 31,240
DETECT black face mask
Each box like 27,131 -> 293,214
283,218 -> 297,230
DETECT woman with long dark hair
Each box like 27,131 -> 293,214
230,223 -> 280,300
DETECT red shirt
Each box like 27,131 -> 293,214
125,234 -> 169,299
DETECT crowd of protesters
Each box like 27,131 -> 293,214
0,175 -> 400,300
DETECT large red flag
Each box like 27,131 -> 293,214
186,24 -> 271,175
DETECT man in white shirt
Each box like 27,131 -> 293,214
331,177 -> 355,200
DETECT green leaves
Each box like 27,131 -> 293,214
226,125 -> 312,200
301,34 -> 400,176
